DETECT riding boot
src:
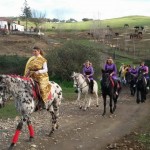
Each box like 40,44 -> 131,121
114,80 -> 118,95
89,80 -> 94,94
146,79 -> 150,90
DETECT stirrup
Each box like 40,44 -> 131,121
115,91 -> 118,95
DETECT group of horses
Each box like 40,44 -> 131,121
0,68 -> 148,149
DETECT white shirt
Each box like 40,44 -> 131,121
36,55 -> 48,74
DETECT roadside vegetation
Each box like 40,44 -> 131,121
0,15 -> 150,149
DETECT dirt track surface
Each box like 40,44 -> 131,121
0,87 -> 150,150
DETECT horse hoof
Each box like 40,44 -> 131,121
49,130 -> 54,137
29,137 -> 34,142
109,115 -> 113,118
56,124 -> 59,130
102,113 -> 105,116
8,143 -> 15,150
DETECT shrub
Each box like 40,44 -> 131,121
46,40 -> 102,81
0,55 -> 27,75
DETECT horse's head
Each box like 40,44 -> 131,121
71,72 -> 85,88
101,69 -> 111,87
137,68 -> 145,81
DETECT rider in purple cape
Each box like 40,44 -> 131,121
129,65 -> 138,84
138,62 -> 150,90
129,65 -> 138,75
104,57 -> 120,95
82,60 -> 94,94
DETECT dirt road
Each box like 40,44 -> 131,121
0,88 -> 150,150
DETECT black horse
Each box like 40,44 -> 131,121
136,69 -> 147,103
101,69 -> 121,116
125,72 -> 136,96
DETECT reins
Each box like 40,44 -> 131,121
74,75 -> 89,92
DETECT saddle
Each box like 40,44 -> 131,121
31,79 -> 52,101
31,80 -> 42,100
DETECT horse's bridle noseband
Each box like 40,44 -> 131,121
73,75 -> 88,91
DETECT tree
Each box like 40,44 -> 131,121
31,9 -> 46,30
21,0 -> 32,30
82,18 -> 93,22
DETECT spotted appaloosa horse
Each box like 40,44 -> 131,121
0,74 -> 62,149
71,72 -> 99,110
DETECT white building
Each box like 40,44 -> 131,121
0,21 -> 8,29
11,23 -> 24,32
0,18 -> 24,32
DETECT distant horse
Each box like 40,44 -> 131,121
125,72 -> 136,96
136,69 -> 147,103
101,69 -> 121,116
0,74 -> 62,149
124,24 -> 129,28
71,72 -> 99,110
115,32 -> 119,37
130,32 -> 142,39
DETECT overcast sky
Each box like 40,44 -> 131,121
0,0 -> 150,21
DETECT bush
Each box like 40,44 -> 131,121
46,40 -> 102,81
0,55 -> 27,75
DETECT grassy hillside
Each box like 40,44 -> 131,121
20,16 -> 150,31
44,16 -> 150,31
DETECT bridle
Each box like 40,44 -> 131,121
73,74 -> 88,91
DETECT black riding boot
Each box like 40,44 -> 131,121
147,79 -> 150,90
113,79 -> 118,95
89,80 -> 94,94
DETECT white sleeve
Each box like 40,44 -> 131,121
38,62 -> 48,73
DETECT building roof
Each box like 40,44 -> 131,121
0,17 -> 13,22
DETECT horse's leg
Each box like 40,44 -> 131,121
110,95 -> 113,114
9,119 -> 24,149
87,96 -> 91,109
133,86 -> 136,96
136,89 -> 140,104
102,94 -> 106,116
53,99 -> 60,129
77,92 -> 82,109
113,94 -> 118,113
141,90 -> 146,103
49,105 -> 58,136
27,119 -> 34,142
95,91 -> 99,107
83,94 -> 88,111
130,84 -> 133,95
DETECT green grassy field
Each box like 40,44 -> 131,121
20,16 -> 150,31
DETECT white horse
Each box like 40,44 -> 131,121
71,72 -> 99,110
0,74 -> 62,149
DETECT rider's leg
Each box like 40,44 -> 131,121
113,77 -> 121,95
89,80 -> 94,94
112,78 -> 118,95
146,77 -> 150,90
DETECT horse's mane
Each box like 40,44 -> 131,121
3,74 -> 34,90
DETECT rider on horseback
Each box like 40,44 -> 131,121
24,46 -> 51,110
129,65 -> 138,87
138,62 -> 150,90
83,60 -> 94,94
104,57 -> 121,95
